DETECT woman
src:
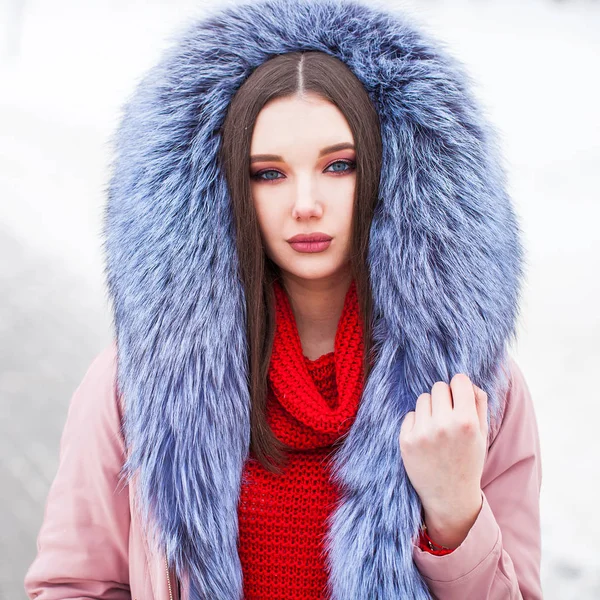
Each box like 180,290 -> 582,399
24,0 -> 543,598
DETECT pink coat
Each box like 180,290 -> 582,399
24,341 -> 543,599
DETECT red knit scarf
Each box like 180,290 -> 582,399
237,279 -> 366,599
267,278 -> 365,449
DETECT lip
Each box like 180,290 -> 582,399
288,240 -> 332,253
287,232 -> 332,243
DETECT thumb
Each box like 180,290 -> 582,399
472,384 -> 489,437
399,411 -> 415,449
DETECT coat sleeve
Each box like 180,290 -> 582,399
412,356 -> 543,599
24,342 -> 131,600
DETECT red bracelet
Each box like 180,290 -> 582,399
418,526 -> 456,556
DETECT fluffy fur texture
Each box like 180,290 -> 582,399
103,0 -> 524,598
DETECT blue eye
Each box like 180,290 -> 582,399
251,169 -> 283,181
325,159 -> 356,173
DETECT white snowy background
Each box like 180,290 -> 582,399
1,0 -> 599,598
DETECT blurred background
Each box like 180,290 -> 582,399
1,0 -> 599,598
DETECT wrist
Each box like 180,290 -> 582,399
422,491 -> 483,549
419,524 -> 455,553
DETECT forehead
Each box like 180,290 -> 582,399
250,94 -> 354,156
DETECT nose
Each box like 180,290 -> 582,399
291,177 -> 323,220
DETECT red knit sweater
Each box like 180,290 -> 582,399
237,280 -> 451,599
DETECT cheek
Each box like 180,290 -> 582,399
253,197 -> 281,243
338,196 -> 355,237
323,177 -> 355,227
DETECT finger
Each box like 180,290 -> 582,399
413,392 -> 431,430
399,410 -> 415,441
472,384 -> 489,436
430,381 -> 453,422
449,373 -> 478,420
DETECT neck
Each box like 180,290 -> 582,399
279,268 -> 353,360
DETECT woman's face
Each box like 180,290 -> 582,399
249,92 -> 356,285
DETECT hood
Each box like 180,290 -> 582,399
103,0 -> 524,598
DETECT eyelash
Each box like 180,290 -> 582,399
250,159 -> 356,182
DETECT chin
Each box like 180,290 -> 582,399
278,258 -> 350,283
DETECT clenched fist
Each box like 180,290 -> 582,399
399,373 -> 488,548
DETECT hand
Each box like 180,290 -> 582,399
399,373 -> 488,548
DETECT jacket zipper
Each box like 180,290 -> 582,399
165,554 -> 175,600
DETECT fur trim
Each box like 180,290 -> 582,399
103,0 -> 523,597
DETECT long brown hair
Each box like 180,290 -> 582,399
219,51 -> 382,474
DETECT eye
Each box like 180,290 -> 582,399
250,169 -> 283,182
324,159 -> 356,174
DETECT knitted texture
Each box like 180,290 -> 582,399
237,279 -> 364,599
268,278 -> 364,446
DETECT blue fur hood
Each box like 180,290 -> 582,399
103,0 -> 524,598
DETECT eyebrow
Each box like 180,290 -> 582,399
250,142 -> 355,164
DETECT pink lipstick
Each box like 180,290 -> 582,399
287,232 -> 332,253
